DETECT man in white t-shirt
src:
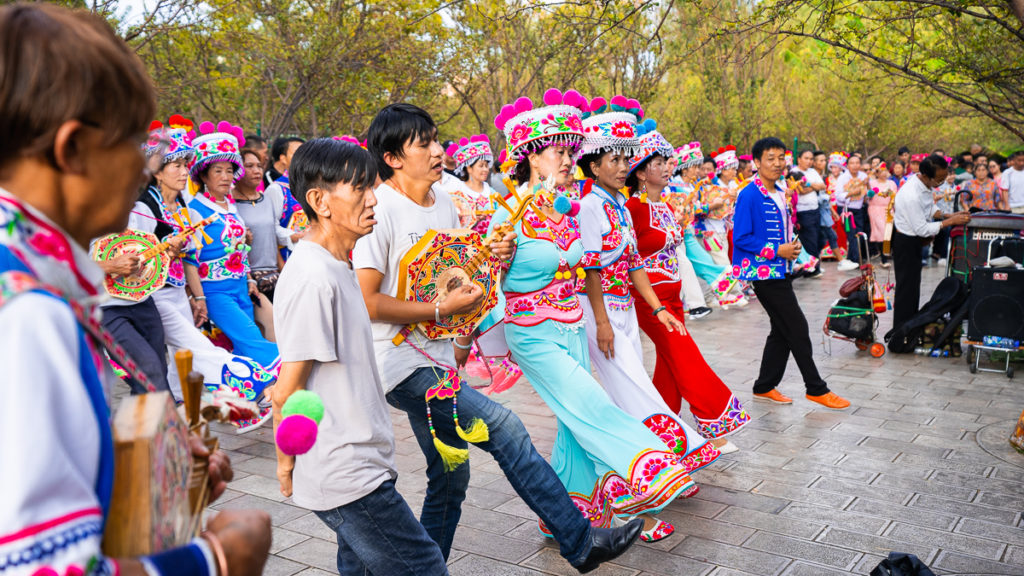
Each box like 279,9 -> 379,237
353,103 -> 643,574
835,155 -> 869,270
999,151 -> 1024,214
273,138 -> 448,575
794,150 -> 827,278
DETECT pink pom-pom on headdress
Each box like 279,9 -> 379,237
470,134 -> 489,143
625,98 -> 640,110
513,97 -> 533,115
199,121 -> 215,134
149,120 -> 163,131
495,104 -> 517,130
446,143 -> 459,156
230,126 -> 245,147
459,137 -> 469,147
543,88 -> 563,106
610,95 -> 628,108
563,90 -> 584,109
589,97 -> 607,111
217,121 -> 231,133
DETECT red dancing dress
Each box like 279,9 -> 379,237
625,196 -> 751,438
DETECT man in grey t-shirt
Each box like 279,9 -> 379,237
273,138 -> 448,575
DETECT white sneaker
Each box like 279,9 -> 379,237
837,259 -> 859,272
937,258 -> 947,267
713,439 -> 740,454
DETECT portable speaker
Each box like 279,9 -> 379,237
968,267 -> 1024,341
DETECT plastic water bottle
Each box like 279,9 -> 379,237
982,335 -> 1020,349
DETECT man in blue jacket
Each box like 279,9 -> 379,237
731,137 -> 851,411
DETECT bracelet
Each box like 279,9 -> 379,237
194,296 -> 207,302
435,300 -> 442,323
201,531 -> 230,576
652,305 -> 667,316
453,339 -> 473,350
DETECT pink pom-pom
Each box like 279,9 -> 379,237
498,149 -> 508,163
231,127 -> 246,147
589,97 -> 607,111
500,104 -> 515,119
566,200 -> 581,217
199,121 -> 215,134
563,90 -> 584,108
276,414 -> 318,456
543,88 -> 563,106
625,98 -> 640,110
636,107 -> 645,119
471,134 -> 489,143
446,144 -> 459,156
610,95 -> 628,107
459,137 -> 469,147
217,121 -> 232,133
493,115 -> 505,130
513,97 -> 533,114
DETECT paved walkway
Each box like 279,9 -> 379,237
205,263 -> 1024,575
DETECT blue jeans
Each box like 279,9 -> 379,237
314,480 -> 448,576
386,367 -> 592,566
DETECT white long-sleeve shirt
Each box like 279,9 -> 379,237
894,174 -> 941,238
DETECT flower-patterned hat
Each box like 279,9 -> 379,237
628,120 -> 674,175
445,135 -> 493,177
674,142 -> 704,171
710,145 -> 738,172
189,121 -> 246,182
495,89 -> 586,175
828,151 -> 849,168
144,114 -> 195,165
332,135 -> 366,148
579,94 -> 643,157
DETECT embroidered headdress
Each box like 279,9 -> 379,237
332,135 -> 366,148
828,151 -> 849,168
445,135 -> 493,177
494,89 -> 586,175
144,114 -> 195,165
910,153 -> 928,163
710,145 -> 738,172
784,151 -> 793,168
189,121 -> 246,182
579,94 -> 643,157
674,142 -> 704,170
628,120 -> 673,175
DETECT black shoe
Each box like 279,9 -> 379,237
574,518 -> 643,574
688,306 -> 712,319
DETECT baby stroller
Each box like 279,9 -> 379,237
823,233 -> 888,358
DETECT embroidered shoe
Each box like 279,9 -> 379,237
806,392 -> 851,410
753,389 -> 793,404
640,518 -> 674,542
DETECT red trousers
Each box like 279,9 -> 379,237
631,282 -> 733,420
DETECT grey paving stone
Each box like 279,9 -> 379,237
261,554 -> 309,576
911,493 -> 1018,525
211,493 -> 308,526
451,525 -> 540,564
725,463 -> 820,487
521,548 -> 639,576
886,522 -> 1006,560
656,511 -> 756,546
781,459 -> 875,483
494,496 -> 539,521
293,569 -> 336,576
269,526 -> 311,555
779,561 -> 855,576
604,540 -> 716,576
456,503 -> 528,534
462,485 -> 517,511
847,498 -> 957,531
753,481 -> 855,509
690,485 -> 789,514
779,502 -> 890,534
715,507 -> 826,540
231,455 -> 280,478
448,554 -> 547,575
669,535 -> 790,575
954,518 -> 1024,547
743,532 -> 860,570
692,469 -> 765,492
815,527 -> 937,564
665,494 -> 731,518
707,568 -> 758,576
281,512 -> 338,543
229,473 -> 289,502
813,476 -> 914,505
895,452 -> 991,476
276,537 -> 339,573
861,437 -> 950,459
931,550 -> 1024,575
870,473 -> 977,502
975,490 -> 1024,512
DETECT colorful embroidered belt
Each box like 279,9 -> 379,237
197,251 -> 250,282
505,276 -> 583,327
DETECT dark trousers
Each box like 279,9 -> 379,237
797,210 -> 822,268
932,227 -> 950,258
845,206 -> 868,262
750,277 -> 829,396
101,298 -> 170,394
892,229 -> 927,331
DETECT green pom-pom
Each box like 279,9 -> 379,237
283,390 -> 325,425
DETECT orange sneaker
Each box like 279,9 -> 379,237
806,392 -> 851,410
753,389 -> 793,404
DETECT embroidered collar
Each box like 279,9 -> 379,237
0,188 -> 103,300
753,176 -> 783,197
591,184 -> 630,226
195,190 -> 240,216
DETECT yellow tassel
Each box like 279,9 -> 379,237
433,437 -> 470,472
456,418 -> 490,443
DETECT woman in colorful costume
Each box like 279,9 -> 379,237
187,123 -> 280,389
702,145 -> 739,267
0,5 -> 272,574
446,135 -> 497,234
574,95 -> 722,485
488,89 -> 711,542
625,125 -> 750,451
666,142 -> 747,311
139,118 -> 277,430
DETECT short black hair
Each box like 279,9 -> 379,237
813,150 -> 826,159
289,138 -> 377,223
751,137 -> 786,161
576,150 -> 609,180
919,154 -> 949,179
931,148 -> 945,156
367,103 -> 437,181
245,134 -> 266,147
624,154 -> 664,191
798,149 -> 814,158
1008,151 -> 1023,161
897,146 -> 910,156
272,136 -> 305,162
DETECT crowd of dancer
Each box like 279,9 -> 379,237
6,4 -> 1024,576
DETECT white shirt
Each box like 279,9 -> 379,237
894,174 -> 941,238
274,241 -> 397,510
351,183 -> 461,393
999,167 -> 1024,208
796,167 -> 824,212
835,170 -> 868,209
